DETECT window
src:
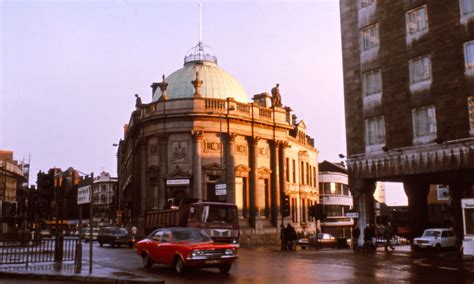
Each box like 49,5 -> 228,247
292,159 -> 296,183
360,0 -> 375,9
412,106 -> 437,137
360,24 -> 379,52
406,5 -> 428,35
285,158 -> 290,182
362,70 -> 382,96
409,55 -> 432,84
460,0 -> 474,15
465,41 -> 474,69
365,116 -> 386,145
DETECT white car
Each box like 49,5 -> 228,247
413,228 -> 455,251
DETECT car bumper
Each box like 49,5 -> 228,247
185,256 -> 237,267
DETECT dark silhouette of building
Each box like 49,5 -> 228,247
340,0 -> 474,241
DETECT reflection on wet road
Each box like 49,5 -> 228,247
87,244 -> 474,283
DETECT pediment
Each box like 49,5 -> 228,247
202,162 -> 222,171
234,164 -> 251,172
166,165 -> 191,178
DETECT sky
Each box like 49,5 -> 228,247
0,0 -> 407,205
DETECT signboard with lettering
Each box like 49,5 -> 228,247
346,211 -> 359,218
77,185 -> 91,204
166,179 -> 190,186
215,183 -> 227,196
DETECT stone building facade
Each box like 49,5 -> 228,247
340,0 -> 474,242
117,43 -> 319,236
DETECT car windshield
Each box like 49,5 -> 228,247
171,230 -> 212,242
104,228 -> 128,235
201,205 -> 237,224
423,230 -> 441,238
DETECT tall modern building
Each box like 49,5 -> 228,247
340,0 -> 474,241
117,42 -> 319,237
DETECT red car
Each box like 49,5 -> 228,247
135,227 -> 238,274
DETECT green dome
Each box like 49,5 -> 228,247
152,60 -> 249,103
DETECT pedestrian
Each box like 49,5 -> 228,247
352,224 -> 361,251
286,224 -> 297,251
369,224 -> 376,251
363,224 -> 372,252
384,222 -> 395,251
131,225 -> 138,243
280,224 -> 287,251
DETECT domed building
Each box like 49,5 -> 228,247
117,43 -> 319,239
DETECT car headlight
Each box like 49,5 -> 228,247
224,249 -> 235,255
232,239 -> 237,244
191,250 -> 204,257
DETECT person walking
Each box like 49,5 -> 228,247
352,224 -> 361,251
363,224 -> 372,252
286,224 -> 297,251
384,222 -> 395,251
280,224 -> 287,251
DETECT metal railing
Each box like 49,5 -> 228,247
0,238 -> 78,265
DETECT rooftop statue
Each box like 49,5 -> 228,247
135,94 -> 142,108
271,83 -> 282,107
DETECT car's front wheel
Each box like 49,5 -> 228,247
174,256 -> 186,274
142,253 -> 153,270
435,244 -> 442,253
218,263 -> 232,273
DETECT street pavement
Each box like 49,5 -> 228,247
1,242 -> 474,283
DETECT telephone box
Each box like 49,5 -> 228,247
461,198 -> 474,256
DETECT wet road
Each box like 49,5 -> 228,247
83,243 -> 474,283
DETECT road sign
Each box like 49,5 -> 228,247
78,185 -> 91,204
346,211 -> 359,218
215,183 -> 227,196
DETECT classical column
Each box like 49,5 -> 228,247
270,140 -> 279,226
192,131 -> 203,200
158,134 -> 168,209
349,177 -> 376,246
140,143 -> 148,214
278,142 -> 288,217
403,179 -> 429,241
225,133 -> 237,204
449,182 -> 471,250
248,137 -> 259,228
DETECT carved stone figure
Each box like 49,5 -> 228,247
191,71 -> 203,97
135,94 -> 142,108
157,74 -> 169,101
271,83 -> 282,107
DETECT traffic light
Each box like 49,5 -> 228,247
10,203 -> 16,217
314,204 -> 327,220
282,195 -> 290,217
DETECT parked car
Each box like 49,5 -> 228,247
97,227 -> 133,248
81,227 -> 99,242
135,227 -> 238,274
412,228 -> 455,251
297,233 -> 339,249
39,229 -> 51,238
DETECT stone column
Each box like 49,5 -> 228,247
449,182 -> 471,250
403,179 -> 429,241
349,177 -> 376,246
158,134 -> 168,209
270,141 -> 279,226
248,137 -> 259,228
278,142 -> 287,217
139,142 -> 148,215
192,131 -> 203,200
225,134 -> 237,204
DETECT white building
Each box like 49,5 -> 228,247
318,161 -> 353,238
93,171 -> 118,226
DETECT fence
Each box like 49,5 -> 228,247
0,237 -> 78,265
